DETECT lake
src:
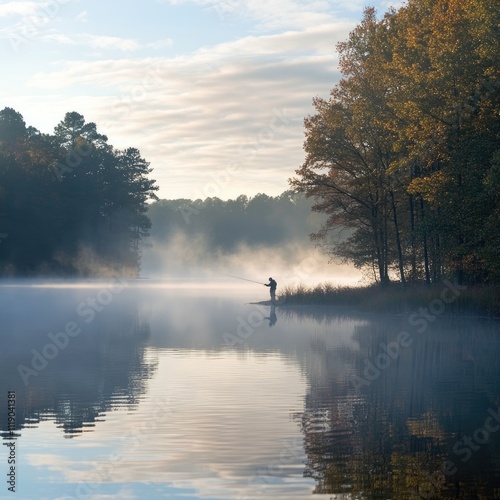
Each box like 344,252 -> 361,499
1,279 -> 500,499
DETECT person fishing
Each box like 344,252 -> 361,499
222,274 -> 278,304
264,277 -> 277,303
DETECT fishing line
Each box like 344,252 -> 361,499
222,274 -> 264,285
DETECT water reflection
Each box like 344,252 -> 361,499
0,282 -> 499,499
264,304 -> 278,327
0,283 -> 156,439
295,312 -> 500,498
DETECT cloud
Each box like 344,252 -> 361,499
158,0 -> 355,29
45,32 -> 141,51
24,22 -> 347,198
0,1 -> 41,18
43,32 -> 174,52
157,0 -> 405,31
3,0 -> 404,199
0,0 -> 76,19
147,38 -> 173,50
0,0 -> 77,51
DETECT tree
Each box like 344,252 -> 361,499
291,0 -> 500,285
53,115 -> 158,275
0,108 -> 158,276
53,111 -> 108,149
0,108 -> 66,273
291,9 -> 407,285
386,0 -> 500,283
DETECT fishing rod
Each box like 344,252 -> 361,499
223,274 -> 264,285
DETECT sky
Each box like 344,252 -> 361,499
0,0 -> 401,200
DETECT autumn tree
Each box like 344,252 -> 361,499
386,0 -> 500,283
292,0 -> 499,285
291,9 -> 409,285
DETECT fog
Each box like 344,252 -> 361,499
140,230 -> 363,287
142,193 -> 364,287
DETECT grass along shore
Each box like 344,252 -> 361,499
278,282 -> 500,318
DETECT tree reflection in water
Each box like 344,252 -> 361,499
287,308 -> 500,498
0,289 -> 156,439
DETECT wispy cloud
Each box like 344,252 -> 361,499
0,1 -> 41,18
0,0 -> 77,51
4,0 -> 405,200
158,0 -> 367,28
161,0 -> 406,32
45,33 -> 141,51
25,22 -> 346,198
43,32 -> 173,52
0,0 -> 76,19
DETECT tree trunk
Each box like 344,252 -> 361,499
420,198 -> 431,285
390,190 -> 406,286
409,193 -> 417,282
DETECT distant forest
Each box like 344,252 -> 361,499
292,0 -> 500,285
147,192 -> 323,252
0,108 -> 158,276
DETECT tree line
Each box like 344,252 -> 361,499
0,108 -> 158,276
291,0 -> 499,285
147,191 -> 322,252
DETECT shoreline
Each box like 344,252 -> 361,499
277,282 -> 500,319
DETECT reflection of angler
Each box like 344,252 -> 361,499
264,277 -> 277,303
264,303 -> 277,327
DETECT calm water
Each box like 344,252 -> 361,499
1,280 -> 500,500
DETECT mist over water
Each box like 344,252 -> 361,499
140,232 -> 363,287
142,193 -> 364,288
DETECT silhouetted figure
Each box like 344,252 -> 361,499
265,303 -> 277,327
264,277 -> 277,303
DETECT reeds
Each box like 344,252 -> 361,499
279,282 -> 500,317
